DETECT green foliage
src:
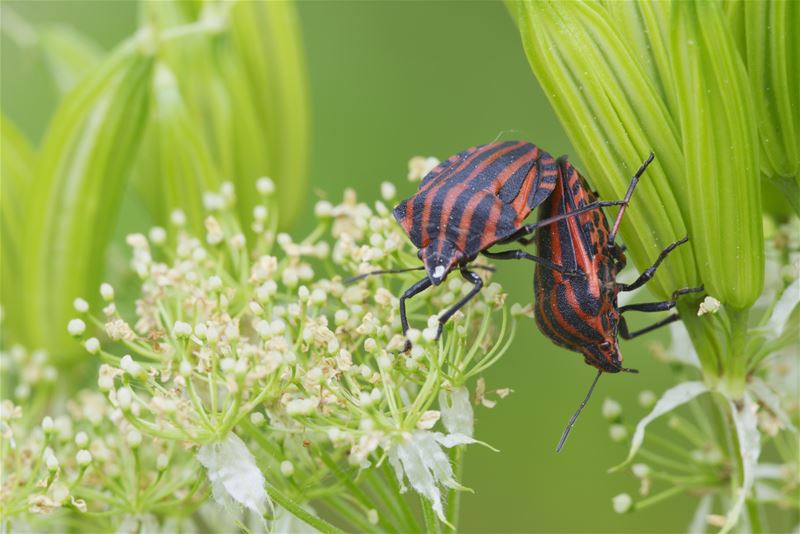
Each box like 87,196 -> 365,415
0,1 -> 310,358
23,49 -> 154,356
507,0 -> 793,310
0,115 -> 35,344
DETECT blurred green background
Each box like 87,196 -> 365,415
2,2 -> 693,532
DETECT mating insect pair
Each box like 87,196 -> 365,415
352,141 -> 701,450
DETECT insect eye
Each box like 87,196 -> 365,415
599,341 -> 611,349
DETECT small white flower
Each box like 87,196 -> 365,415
280,461 -> 294,477
697,296 -> 721,316
631,463 -> 650,479
156,453 -> 169,471
46,452 -> 59,472
609,424 -> 628,442
67,319 -> 86,337
173,321 -> 193,338
256,176 -> 275,195
170,209 -> 186,226
84,337 -> 101,354
208,276 -> 223,291
638,390 -> 656,409
100,283 -> 115,302
127,429 -> 143,448
315,200 -> 333,218
380,181 -> 396,201
612,493 -> 632,514
253,205 -> 268,221
76,450 -> 92,467
602,398 -> 623,420
408,156 -> 440,182
117,387 -> 133,411
73,298 -> 89,313
148,226 -> 167,245
75,431 -> 89,447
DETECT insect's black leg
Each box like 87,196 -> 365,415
482,249 -> 583,277
433,267 -> 483,339
618,314 -> 680,340
400,276 -> 433,351
619,286 -> 705,314
617,237 -> 690,291
500,200 -> 628,244
608,152 -> 655,246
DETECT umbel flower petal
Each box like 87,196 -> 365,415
197,433 -> 270,518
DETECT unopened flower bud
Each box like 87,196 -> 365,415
84,338 -> 101,354
67,319 -> 86,337
280,460 -> 294,477
127,429 -> 143,448
602,398 -> 623,420
256,177 -> 275,196
73,298 -> 89,313
100,283 -> 115,302
612,493 -> 632,514
76,450 -> 92,467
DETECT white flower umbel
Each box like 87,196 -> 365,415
197,433 -> 271,519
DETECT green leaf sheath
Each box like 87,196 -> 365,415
670,2 -> 763,308
38,26 -> 103,94
229,1 -> 310,227
140,0 -> 310,232
510,1 -> 768,307
23,51 -> 154,356
0,115 -> 35,344
134,62 -> 221,235
742,0 -> 799,181
510,1 -> 698,299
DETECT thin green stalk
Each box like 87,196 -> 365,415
420,494 -> 441,534
445,446 -> 465,533
264,481 -> 347,534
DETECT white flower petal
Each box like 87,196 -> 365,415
721,393 -> 761,534
667,322 -> 702,368
748,377 -> 797,434
197,433 -> 269,518
688,494 -> 713,534
768,278 -> 800,337
432,432 -> 477,449
394,435 -> 444,521
613,381 -> 709,470
439,387 -> 473,437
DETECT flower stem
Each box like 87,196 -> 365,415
264,481 -> 346,534
421,495 -> 442,534
445,446 -> 465,533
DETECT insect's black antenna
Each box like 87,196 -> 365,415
344,266 -> 425,284
556,370 -> 603,453
609,152 -> 655,246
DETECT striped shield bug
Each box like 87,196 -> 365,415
531,153 -> 703,451
360,141 -> 631,349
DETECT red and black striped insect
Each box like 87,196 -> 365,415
382,141 -> 629,346
531,153 -> 703,451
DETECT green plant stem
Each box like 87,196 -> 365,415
632,484 -> 686,511
445,446 -> 465,533
421,495 -> 442,534
725,308 -> 750,398
264,481 -> 346,534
